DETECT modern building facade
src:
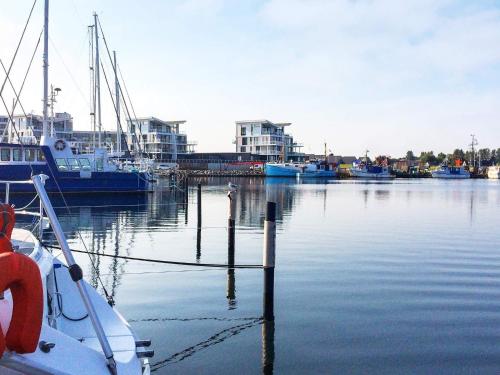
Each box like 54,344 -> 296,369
235,120 -> 304,162
127,117 -> 196,161
12,112 -> 73,141
3,113 -> 195,160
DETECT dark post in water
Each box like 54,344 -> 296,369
197,183 -> 202,230
263,201 -> 276,321
227,187 -> 237,307
227,188 -> 236,254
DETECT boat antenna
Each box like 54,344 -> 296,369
42,0 -> 49,139
470,134 -> 478,168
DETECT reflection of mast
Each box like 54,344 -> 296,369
470,190 -> 474,224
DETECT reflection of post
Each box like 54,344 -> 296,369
184,176 -> 189,225
263,201 -> 276,321
196,228 -> 201,262
262,201 -> 276,374
227,188 -> 237,308
197,183 -> 202,230
226,268 -> 236,309
261,320 -> 275,375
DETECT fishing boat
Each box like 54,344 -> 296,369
487,166 -> 500,179
265,162 -> 336,178
0,1 -> 151,194
349,151 -> 393,179
431,163 -> 470,179
0,175 -> 151,374
350,164 -> 393,179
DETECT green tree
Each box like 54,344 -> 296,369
419,151 -> 437,165
406,150 -> 415,160
437,152 -> 447,164
478,148 -> 490,162
452,149 -> 465,161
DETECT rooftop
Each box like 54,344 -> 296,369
236,119 -> 291,127
129,117 -> 186,125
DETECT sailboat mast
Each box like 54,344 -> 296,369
94,13 -> 102,148
114,51 -> 121,155
42,0 -> 49,138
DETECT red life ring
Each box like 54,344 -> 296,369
0,204 -> 15,253
0,251 -> 43,356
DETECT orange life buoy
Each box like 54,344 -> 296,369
0,204 -> 15,253
0,251 -> 43,356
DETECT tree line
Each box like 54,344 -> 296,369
405,149 -> 500,166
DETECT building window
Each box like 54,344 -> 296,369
240,146 -> 246,153
242,138 -> 248,145
240,127 -> 246,136
0,148 -> 10,161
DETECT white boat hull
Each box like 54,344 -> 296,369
487,166 -> 500,179
1,229 -> 149,375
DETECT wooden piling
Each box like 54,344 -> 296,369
263,201 -> 276,322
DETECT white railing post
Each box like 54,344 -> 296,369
32,174 -> 117,375
5,182 -> 10,204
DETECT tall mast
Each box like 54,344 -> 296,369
94,13 -> 102,148
42,0 -> 49,138
114,50 -> 121,155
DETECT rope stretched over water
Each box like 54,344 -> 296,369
43,244 -> 263,269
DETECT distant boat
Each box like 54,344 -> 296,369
431,165 -> 470,179
265,162 -> 336,178
350,163 -> 393,179
487,166 -> 500,179
350,150 -> 393,179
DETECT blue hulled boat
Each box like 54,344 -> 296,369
0,139 -> 151,193
0,0 -> 151,194
265,162 -> 336,178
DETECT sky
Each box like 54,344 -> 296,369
1,0 -> 500,157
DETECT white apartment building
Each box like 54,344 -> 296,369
4,113 -> 195,160
235,120 -> 304,162
127,117 -> 196,161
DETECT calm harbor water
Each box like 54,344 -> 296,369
14,177 -> 500,374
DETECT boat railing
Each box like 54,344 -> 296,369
31,174 -> 118,373
0,177 -> 47,239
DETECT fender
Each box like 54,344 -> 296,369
0,252 -> 43,356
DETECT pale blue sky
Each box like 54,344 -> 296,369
1,0 -> 500,156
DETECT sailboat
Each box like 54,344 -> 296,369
0,175 -> 151,374
0,3 -> 151,193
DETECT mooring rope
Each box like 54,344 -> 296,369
43,244 -> 262,269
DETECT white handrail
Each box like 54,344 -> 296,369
31,174 -> 117,375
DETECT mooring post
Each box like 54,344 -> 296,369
263,201 -> 276,321
227,187 -> 237,307
227,188 -> 236,254
197,183 -> 202,230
